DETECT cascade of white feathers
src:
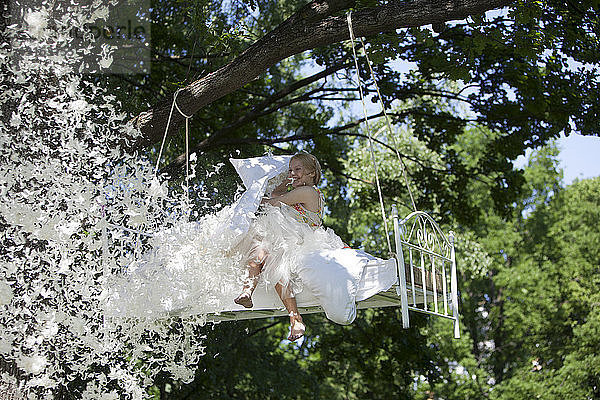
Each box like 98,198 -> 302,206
0,2 -> 243,398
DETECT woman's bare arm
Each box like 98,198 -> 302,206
262,186 -> 319,212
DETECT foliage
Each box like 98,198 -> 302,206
92,0 -> 599,221
416,150 -> 599,399
3,0 -> 599,397
490,177 -> 600,400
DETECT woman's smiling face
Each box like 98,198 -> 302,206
288,158 -> 314,187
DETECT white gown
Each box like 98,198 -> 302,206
105,156 -> 356,321
234,188 -> 345,298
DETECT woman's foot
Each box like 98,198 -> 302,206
288,313 -> 305,341
234,290 -> 253,308
234,274 -> 259,308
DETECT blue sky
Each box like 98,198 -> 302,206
515,133 -> 600,185
554,133 -> 600,184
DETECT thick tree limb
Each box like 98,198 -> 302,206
131,0 -> 513,149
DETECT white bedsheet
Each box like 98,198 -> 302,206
106,156 -> 398,323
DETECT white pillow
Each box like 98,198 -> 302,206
229,155 -> 292,189
218,155 -> 292,247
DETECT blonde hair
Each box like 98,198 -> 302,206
291,152 -> 321,185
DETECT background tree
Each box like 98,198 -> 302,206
414,147 -> 599,400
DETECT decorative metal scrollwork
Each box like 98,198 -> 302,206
400,211 -> 451,259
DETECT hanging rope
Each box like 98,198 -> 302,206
154,93 -> 176,176
154,88 -> 193,208
356,35 -> 418,213
347,12 -> 392,255
346,12 -> 418,216
173,94 -> 193,208
100,90 -> 192,244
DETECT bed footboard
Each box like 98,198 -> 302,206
392,206 -> 460,339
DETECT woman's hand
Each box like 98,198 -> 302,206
271,177 -> 293,197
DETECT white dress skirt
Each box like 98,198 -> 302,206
235,201 -> 346,298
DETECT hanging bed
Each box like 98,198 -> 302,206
106,12 -> 460,339
199,155 -> 460,339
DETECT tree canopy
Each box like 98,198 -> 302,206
99,0 -> 599,221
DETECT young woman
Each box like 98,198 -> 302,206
234,152 -> 329,341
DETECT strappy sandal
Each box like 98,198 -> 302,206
234,289 -> 254,308
288,312 -> 305,341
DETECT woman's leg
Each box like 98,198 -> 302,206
234,248 -> 267,308
275,283 -> 305,341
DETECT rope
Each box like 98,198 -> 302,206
184,115 -> 190,207
357,36 -> 417,212
173,91 -> 194,119
347,12 -> 392,255
154,89 -> 193,173
154,95 -> 176,175
153,88 -> 192,209
104,90 -> 193,242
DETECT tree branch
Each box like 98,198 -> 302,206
225,61 -> 353,132
253,60 -> 353,111
130,0 -> 514,149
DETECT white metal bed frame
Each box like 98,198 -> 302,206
391,206 -> 460,339
203,207 -> 460,339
